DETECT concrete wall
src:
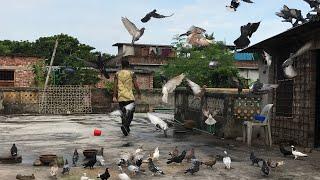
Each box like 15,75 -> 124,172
0,56 -> 44,87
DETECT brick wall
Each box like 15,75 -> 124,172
0,56 -> 44,87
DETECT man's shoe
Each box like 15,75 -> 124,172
127,126 -> 131,133
121,126 -> 129,136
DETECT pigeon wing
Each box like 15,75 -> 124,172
152,12 -> 174,19
248,22 -> 260,37
282,41 -> 313,67
234,35 -> 250,48
186,78 -> 201,95
147,113 -> 168,130
141,11 -> 152,23
163,73 -> 185,93
122,17 -> 139,36
284,64 -> 297,78
242,0 -> 254,3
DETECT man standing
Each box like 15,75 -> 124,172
113,59 -> 141,136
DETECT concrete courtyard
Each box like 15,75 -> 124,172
0,113 -> 320,180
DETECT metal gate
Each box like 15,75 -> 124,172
39,85 -> 92,114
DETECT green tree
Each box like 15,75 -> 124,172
160,35 -> 240,88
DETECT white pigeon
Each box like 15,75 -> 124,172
282,41 -> 313,67
147,113 -> 168,137
128,164 -> 140,176
203,109 -> 218,126
153,147 -> 160,161
96,155 -> 106,166
50,164 -> 59,177
109,110 -> 122,116
284,64 -> 297,78
122,17 -> 145,44
291,146 -> 308,160
80,173 -> 89,180
118,166 -> 131,180
263,51 -> 272,66
135,146 -> 143,154
223,151 -> 231,169
186,78 -> 202,96
125,102 -> 135,113
162,73 -> 185,103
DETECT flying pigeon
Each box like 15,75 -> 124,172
83,155 -> 97,169
203,108 -> 218,126
276,5 -> 307,27
185,159 -> 201,175
62,159 -> 70,175
72,149 -> 79,166
280,145 -> 293,157
291,145 -> 308,160
162,73 -> 185,103
169,146 -> 179,158
11,144 -> 18,157
187,32 -> 214,47
118,166 -> 131,180
186,78 -> 206,100
152,147 -> 160,161
16,174 -> 35,180
303,0 -> 320,11
185,148 -> 195,162
249,79 -> 278,94
226,0 -> 240,11
97,168 -> 110,180
81,173 -> 89,180
223,151 -> 231,169
234,22 -> 260,48
179,26 -> 206,37
50,162 -> 59,177
141,9 -> 174,23
122,17 -> 145,44
148,158 -> 165,176
250,152 -> 264,167
147,113 -> 168,137
167,150 -> 186,164
261,160 -> 270,176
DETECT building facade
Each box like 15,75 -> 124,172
234,53 -> 259,85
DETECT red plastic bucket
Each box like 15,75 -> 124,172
94,129 -> 102,136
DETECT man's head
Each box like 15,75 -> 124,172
121,59 -> 130,69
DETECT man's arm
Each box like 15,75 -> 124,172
113,74 -> 118,102
132,73 -> 141,99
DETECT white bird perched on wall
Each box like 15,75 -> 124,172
152,147 -> 160,161
147,113 -> 168,137
162,73 -> 185,103
81,173 -> 89,180
118,166 -> 131,180
263,51 -> 272,66
291,145 -> 308,160
223,151 -> 232,169
203,108 -> 218,126
121,17 -> 145,45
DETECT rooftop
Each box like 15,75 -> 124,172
113,43 -> 174,48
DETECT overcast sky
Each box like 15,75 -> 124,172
0,0 -> 311,54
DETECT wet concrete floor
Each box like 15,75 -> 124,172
0,114 -> 320,180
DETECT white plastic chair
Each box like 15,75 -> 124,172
242,104 -> 273,147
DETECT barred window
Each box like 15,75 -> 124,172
0,70 -> 15,87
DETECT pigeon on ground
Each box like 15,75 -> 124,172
186,78 -> 206,100
11,144 -> 18,157
167,150 -> 187,164
276,5 -> 307,27
97,155 -> 106,166
118,166 -> 131,180
267,159 -> 284,168
249,79 -> 278,94
141,9 -> 174,23
185,159 -> 201,175
147,113 -> 168,137
72,149 -> 79,166
223,151 -> 231,169
162,73 -> 185,103
250,152 -> 264,167
83,155 -> 97,169
280,145 -> 293,157
203,108 -> 218,126
81,173 -> 89,180
135,158 -> 143,168
291,145 -> 308,160
135,146 -> 143,154
261,160 -> 270,176
234,22 -> 260,48
122,17 -> 145,44
148,158 -> 165,175
152,147 -> 160,161
50,162 -> 59,177
201,157 -> 217,168
16,174 -> 35,180
185,148 -> 195,162
62,159 -> 70,175
128,163 -> 140,176
169,146 -> 179,158
97,168 -> 110,180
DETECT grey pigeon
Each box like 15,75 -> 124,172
234,22 -> 260,48
122,17 -> 145,44
276,5 -> 307,27
72,149 -> 79,166
141,9 -> 174,23
185,159 -> 201,175
249,79 -> 278,94
62,159 -> 70,175
11,144 -> 17,157
261,160 -> 270,176
148,158 -> 165,175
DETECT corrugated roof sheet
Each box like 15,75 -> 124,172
234,53 -> 254,61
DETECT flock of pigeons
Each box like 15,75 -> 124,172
10,142 -> 309,179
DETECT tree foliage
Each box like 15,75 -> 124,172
159,35 -> 240,88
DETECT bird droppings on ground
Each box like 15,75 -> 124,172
0,114 -> 320,179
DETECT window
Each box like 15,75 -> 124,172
0,70 -> 15,87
